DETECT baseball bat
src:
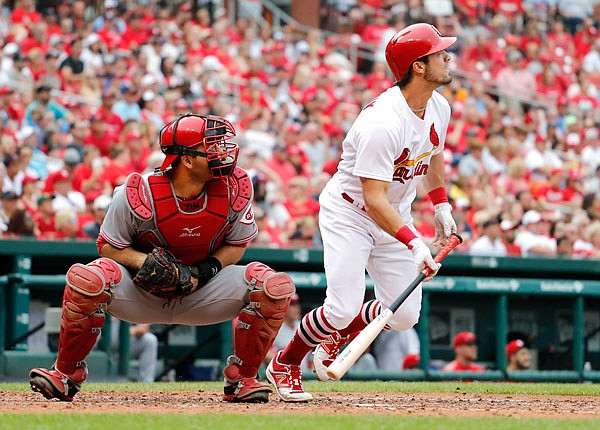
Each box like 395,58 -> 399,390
326,233 -> 463,381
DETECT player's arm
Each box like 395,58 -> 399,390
360,176 -> 404,237
361,176 -> 439,278
422,152 -> 446,193
422,152 -> 456,246
211,243 -> 247,268
98,243 -> 147,271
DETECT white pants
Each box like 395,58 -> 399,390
319,182 -> 422,331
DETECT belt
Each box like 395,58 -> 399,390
341,192 -> 365,211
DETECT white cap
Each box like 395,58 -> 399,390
585,128 -> 599,140
83,33 -> 100,48
142,90 -> 156,102
566,133 -> 581,147
104,0 -> 118,8
93,194 -> 112,211
141,74 -> 157,87
3,43 -> 19,56
202,55 -> 223,72
522,210 -> 542,226
16,125 -> 35,141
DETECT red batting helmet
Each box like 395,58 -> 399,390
385,23 -> 456,82
159,114 -> 239,177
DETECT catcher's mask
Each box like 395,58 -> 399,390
158,113 -> 239,178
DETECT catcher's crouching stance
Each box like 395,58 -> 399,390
30,114 -> 295,403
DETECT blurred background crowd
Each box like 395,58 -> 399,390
0,0 -> 600,259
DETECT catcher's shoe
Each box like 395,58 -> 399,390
223,377 -> 272,403
313,332 -> 348,381
266,351 -> 313,402
29,367 -> 81,402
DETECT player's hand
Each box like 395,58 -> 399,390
432,202 -> 457,247
408,238 -> 440,282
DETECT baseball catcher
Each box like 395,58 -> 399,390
29,114 -> 295,403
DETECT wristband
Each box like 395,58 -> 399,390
191,256 -> 222,285
202,256 -> 222,278
427,187 -> 449,206
395,225 -> 417,248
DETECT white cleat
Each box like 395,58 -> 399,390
266,351 -> 313,402
313,332 -> 348,381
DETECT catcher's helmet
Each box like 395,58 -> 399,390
158,113 -> 239,177
385,23 -> 456,82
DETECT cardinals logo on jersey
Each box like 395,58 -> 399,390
394,148 -> 411,166
393,147 -> 430,183
430,123 -> 440,147
241,206 -> 255,225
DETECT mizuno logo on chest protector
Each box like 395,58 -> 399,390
180,225 -> 202,237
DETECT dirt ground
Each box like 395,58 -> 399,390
2,390 -> 600,419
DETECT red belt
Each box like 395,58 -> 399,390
341,192 -> 365,211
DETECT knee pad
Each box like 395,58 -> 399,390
63,258 -> 120,320
244,262 -> 295,319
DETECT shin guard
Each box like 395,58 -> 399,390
225,262 -> 295,380
55,258 -> 121,384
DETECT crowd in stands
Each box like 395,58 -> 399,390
0,0 -> 600,260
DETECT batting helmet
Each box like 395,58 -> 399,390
158,113 -> 239,178
385,23 -> 456,82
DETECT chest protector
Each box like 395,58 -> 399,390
126,168 -> 252,265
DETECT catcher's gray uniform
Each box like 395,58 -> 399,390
100,171 -> 258,324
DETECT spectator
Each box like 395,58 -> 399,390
282,176 -> 319,222
5,208 -> 36,237
264,144 -> 297,186
582,38 -> 600,75
45,147 -> 82,193
53,208 -> 85,240
20,174 -> 40,214
112,83 -> 142,123
556,235 -> 574,257
0,191 -> 21,233
457,136 -> 487,177
495,49 -> 537,101
51,170 -> 86,213
59,37 -> 85,94
469,215 -> 507,256
372,327 -> 420,371
33,194 -> 56,239
2,154 -> 24,195
442,331 -> 486,372
515,210 -> 557,257
111,318 -> 158,383
82,194 -> 111,240
506,339 -> 532,371
499,219 -> 522,256
584,221 -> 600,257
24,84 -> 73,130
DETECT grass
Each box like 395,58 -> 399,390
2,380 -> 600,396
2,381 -> 600,430
1,414 -> 599,430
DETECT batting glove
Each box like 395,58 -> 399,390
433,202 -> 457,247
408,238 -> 440,282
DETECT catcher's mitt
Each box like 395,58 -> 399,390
133,247 -> 195,299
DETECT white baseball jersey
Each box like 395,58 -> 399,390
319,85 -> 451,331
332,85 -> 449,225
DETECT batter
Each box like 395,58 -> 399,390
267,23 -> 458,402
